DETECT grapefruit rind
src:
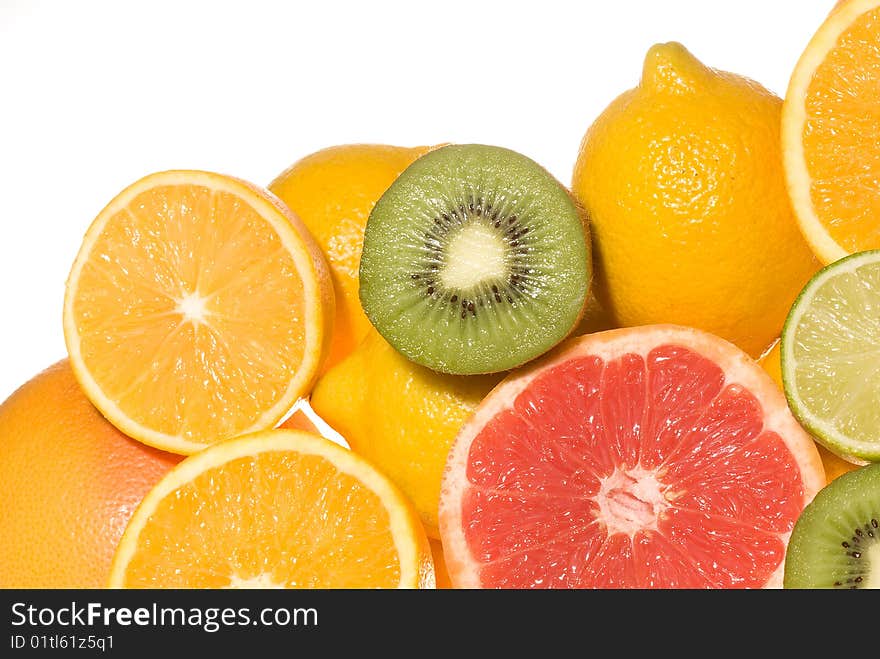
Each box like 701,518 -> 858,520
781,0 -> 880,265
63,170 -> 334,455
439,325 -> 825,589
108,429 -> 434,589
780,250 -> 880,464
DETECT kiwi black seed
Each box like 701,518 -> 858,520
358,143 -> 592,375
783,462 -> 880,589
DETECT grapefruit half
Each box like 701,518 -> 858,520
438,325 -> 826,589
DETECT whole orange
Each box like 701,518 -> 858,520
268,143 -> 435,373
0,360 -> 182,588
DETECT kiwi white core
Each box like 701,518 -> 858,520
866,544 -> 880,588
440,221 -> 509,291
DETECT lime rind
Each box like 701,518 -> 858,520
781,249 -> 880,463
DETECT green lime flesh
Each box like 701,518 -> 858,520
358,144 -> 591,375
784,463 -> 880,589
781,250 -> 880,463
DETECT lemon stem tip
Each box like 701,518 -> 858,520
641,41 -> 705,94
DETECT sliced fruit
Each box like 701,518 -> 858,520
572,41 -> 820,358
781,0 -> 880,264
439,325 -> 825,589
0,360 -> 181,588
268,143 -> 435,373
784,462 -> 880,589
63,170 -> 334,455
308,327 -> 503,538
758,340 -> 859,483
108,429 -> 434,589
359,143 -> 591,375
781,249 -> 880,464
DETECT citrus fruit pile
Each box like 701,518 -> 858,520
3,0 -> 880,590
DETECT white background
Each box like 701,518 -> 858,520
0,0 -> 835,403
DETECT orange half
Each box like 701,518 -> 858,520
63,170 -> 334,454
782,0 -> 880,264
108,429 -> 434,589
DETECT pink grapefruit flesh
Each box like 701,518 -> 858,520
438,325 -> 825,589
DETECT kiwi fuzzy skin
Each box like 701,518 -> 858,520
783,462 -> 880,589
358,143 -> 593,376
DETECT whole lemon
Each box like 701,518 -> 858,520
572,42 -> 820,358
0,360 -> 181,588
269,144 -> 435,374
307,328 -> 503,539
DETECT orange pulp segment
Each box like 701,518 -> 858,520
63,170 -> 334,454
108,430 -> 434,588
782,0 -> 880,263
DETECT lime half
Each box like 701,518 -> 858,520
781,250 -> 880,464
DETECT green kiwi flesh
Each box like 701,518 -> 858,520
784,463 -> 880,589
358,144 -> 591,375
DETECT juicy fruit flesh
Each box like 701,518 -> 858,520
122,451 -> 399,588
111,429 -> 435,590
758,341 -> 860,484
783,463 -> 880,589
804,7 -> 880,254
359,143 -> 590,375
462,343 -> 807,588
68,180 -> 309,449
783,251 -> 880,461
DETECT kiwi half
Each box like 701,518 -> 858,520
784,463 -> 880,589
358,144 -> 591,375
